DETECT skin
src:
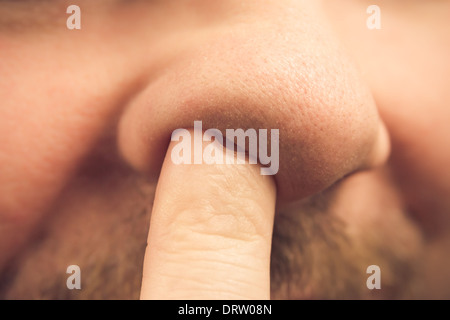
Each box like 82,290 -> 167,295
0,0 -> 449,299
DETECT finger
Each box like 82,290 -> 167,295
140,130 -> 277,299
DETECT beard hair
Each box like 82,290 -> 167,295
0,164 -> 424,300
270,189 -> 424,299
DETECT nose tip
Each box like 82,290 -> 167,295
117,30 -> 387,203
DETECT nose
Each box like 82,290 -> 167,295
117,22 -> 390,202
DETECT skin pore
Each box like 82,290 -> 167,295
1,0 -> 449,299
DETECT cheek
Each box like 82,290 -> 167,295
1,59 -> 96,218
0,33 -> 143,218
0,35 -> 140,270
